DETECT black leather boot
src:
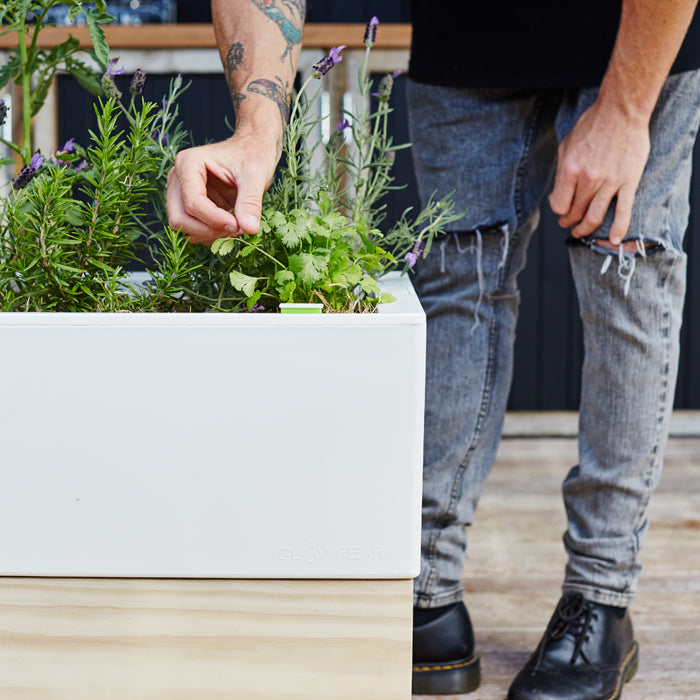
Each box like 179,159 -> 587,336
508,592 -> 639,700
412,601 -> 481,695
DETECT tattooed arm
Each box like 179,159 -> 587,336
167,0 -> 305,244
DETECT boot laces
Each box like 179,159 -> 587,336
533,592 -> 598,673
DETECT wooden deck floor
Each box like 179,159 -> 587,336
416,437 -> 700,700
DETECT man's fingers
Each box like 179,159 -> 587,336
167,171 -> 241,245
168,152 -> 239,235
609,185 -> 635,245
570,183 -> 618,238
233,178 -> 265,235
549,153 -> 578,217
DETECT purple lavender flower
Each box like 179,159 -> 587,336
101,58 -> 125,99
12,152 -> 45,190
311,45 -> 346,78
130,68 -> 147,95
151,129 -> 168,146
106,58 -> 125,76
250,303 -> 265,313
375,73 -> 395,103
74,159 -> 88,172
405,240 -> 425,269
336,118 -> 351,131
364,16 -> 379,47
0,98 -> 8,127
391,69 -> 402,79
58,138 -> 75,154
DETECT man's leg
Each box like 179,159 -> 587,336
406,81 -> 561,693
509,69 -> 700,700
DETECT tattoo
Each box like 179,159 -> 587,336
249,0 -> 305,60
247,76 -> 290,124
225,42 -> 245,74
232,92 -> 247,115
224,42 -> 246,104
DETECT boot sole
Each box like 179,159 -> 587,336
609,641 -> 639,700
412,655 -> 481,695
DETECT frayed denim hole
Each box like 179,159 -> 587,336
445,222 -> 511,332
566,236 -> 668,297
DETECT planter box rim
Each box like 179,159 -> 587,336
0,272 -> 423,326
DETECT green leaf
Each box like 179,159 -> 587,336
323,212 -> 348,230
274,269 -> 295,286
30,78 -> 52,116
67,59 -> 102,96
339,263 -> 363,286
229,270 -> 260,297
379,292 -> 396,304
50,35 -> 80,61
85,13 -> 110,70
278,280 -> 297,302
246,289 -> 262,310
268,210 -> 286,228
359,274 -> 381,296
68,3 -> 82,23
212,237 -> 236,256
0,53 -> 21,91
288,252 -> 329,285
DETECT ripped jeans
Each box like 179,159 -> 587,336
407,71 -> 700,609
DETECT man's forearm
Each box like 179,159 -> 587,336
212,0 -> 306,137
600,0 -> 698,123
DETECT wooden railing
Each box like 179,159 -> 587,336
0,24 -> 412,178
0,23 -> 412,50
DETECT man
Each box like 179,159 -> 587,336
167,2 -> 700,698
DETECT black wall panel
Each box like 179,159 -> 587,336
55,12 -> 700,408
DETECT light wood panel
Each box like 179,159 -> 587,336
0,578 -> 412,700
416,437 -> 700,699
0,23 -> 412,50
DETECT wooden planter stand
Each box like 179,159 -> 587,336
0,577 -> 412,699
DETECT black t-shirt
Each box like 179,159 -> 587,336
409,1 -> 700,88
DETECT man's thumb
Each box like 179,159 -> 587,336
234,183 -> 264,235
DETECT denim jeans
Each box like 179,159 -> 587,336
406,70 -> 700,609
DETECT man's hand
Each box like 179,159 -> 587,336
548,0 -> 699,247
167,134 -> 279,246
549,97 -> 650,247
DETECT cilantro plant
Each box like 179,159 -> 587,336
211,18 -> 464,312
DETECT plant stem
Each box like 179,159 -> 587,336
16,24 -> 32,161
242,238 -> 285,268
0,136 -> 23,157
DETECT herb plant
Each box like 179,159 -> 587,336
211,21 -> 464,312
1,11 -> 462,313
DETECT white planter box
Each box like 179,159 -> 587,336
0,273 -> 425,579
